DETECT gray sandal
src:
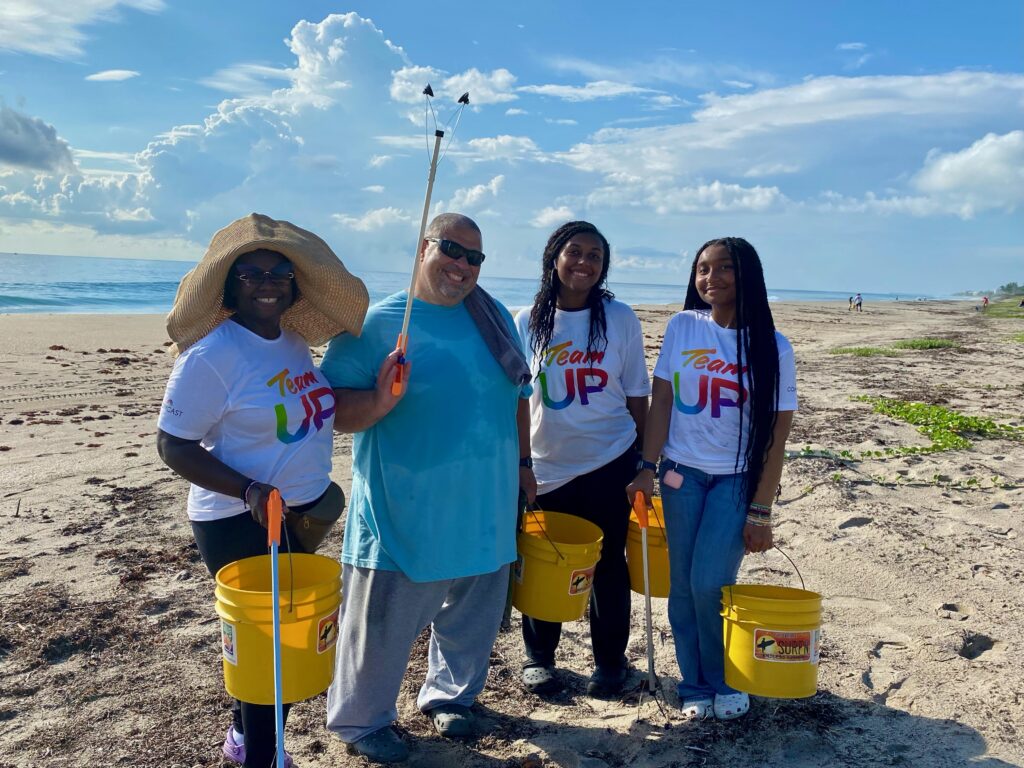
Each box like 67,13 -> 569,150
522,664 -> 562,694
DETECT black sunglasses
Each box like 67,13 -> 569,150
235,262 -> 295,286
426,237 -> 486,267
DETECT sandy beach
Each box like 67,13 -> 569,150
1,300 -> 1021,768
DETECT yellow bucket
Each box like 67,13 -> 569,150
721,584 -> 822,698
626,497 -> 669,597
512,510 -> 603,623
215,553 -> 342,704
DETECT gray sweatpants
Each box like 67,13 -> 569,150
325,562 -> 510,743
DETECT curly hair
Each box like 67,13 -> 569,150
683,237 -> 780,503
527,221 -> 615,364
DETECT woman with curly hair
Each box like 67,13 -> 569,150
627,237 -> 797,721
515,221 -> 650,698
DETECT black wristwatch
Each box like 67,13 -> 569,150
519,457 -> 533,469
636,459 -> 657,473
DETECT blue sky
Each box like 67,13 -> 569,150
0,1 -> 1021,295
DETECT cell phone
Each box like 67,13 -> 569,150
663,469 -> 683,489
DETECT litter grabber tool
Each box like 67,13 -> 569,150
266,489 -> 287,767
391,86 -> 471,395
632,492 -> 658,692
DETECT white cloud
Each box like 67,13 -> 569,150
199,64 -> 293,94
362,184 -> 384,193
837,42 -> 867,51
0,0 -> 164,59
587,178 -> 786,214
545,54 -> 774,89
518,80 -> 658,102
85,69 -> 140,82
447,175 -> 504,210
743,162 -> 800,178
369,155 -> 393,167
333,206 -> 411,231
913,131 -> 1024,207
531,205 -> 574,228
505,108 -> 528,116
545,118 -> 578,126
723,80 -> 753,89
466,135 -> 539,161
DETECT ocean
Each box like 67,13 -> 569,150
0,252 -> 925,314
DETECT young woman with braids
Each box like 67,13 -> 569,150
514,221 -> 651,698
627,237 -> 797,721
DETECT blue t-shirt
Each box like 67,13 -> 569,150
320,291 -> 527,582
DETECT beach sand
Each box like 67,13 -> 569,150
0,301 -> 1021,767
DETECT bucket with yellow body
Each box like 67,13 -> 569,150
721,584 -> 822,698
215,553 -> 342,704
512,510 -> 603,623
626,497 -> 669,597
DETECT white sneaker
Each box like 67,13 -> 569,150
679,697 -> 713,720
713,692 -> 750,720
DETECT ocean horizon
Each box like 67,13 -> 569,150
0,252 -> 950,315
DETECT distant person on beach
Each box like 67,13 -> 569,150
854,293 -> 863,312
848,296 -> 853,311
319,213 -> 532,764
514,221 -> 650,698
156,214 -> 368,768
982,295 -> 990,310
627,237 -> 797,722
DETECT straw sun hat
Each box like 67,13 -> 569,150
167,213 -> 369,352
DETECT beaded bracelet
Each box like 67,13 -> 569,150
745,515 -> 772,527
748,502 -> 772,514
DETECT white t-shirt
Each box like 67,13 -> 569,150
515,299 -> 651,493
157,320 -> 335,521
653,309 -> 798,475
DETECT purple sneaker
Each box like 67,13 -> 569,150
222,727 -> 294,767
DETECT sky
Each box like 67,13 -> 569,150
0,1 -> 1021,295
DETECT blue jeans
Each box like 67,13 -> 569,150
659,461 -> 746,700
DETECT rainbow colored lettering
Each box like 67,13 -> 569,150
538,340 -> 608,410
267,368 -> 336,444
673,348 -> 747,417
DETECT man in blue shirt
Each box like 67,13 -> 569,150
321,213 -> 534,763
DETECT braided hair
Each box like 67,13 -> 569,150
683,237 -> 780,503
527,221 -> 614,364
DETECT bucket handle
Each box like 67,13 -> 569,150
526,504 -> 566,562
727,544 -> 807,612
771,544 -> 806,591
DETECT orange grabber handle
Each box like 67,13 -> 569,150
632,491 -> 649,530
266,489 -> 283,547
390,334 -> 407,396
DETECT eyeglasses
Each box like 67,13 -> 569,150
234,263 -> 295,286
426,238 -> 486,267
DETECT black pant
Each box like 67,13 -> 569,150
192,512 -> 306,768
522,447 -> 635,671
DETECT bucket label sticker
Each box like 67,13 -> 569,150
317,608 -> 340,654
513,553 -> 524,584
753,628 -> 819,663
221,620 -> 238,666
568,565 -> 595,596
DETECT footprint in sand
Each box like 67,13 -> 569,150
862,637 -> 912,704
935,602 -> 971,621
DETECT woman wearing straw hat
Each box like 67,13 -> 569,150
157,213 -> 368,768
627,237 -> 797,721
515,221 -> 650,698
